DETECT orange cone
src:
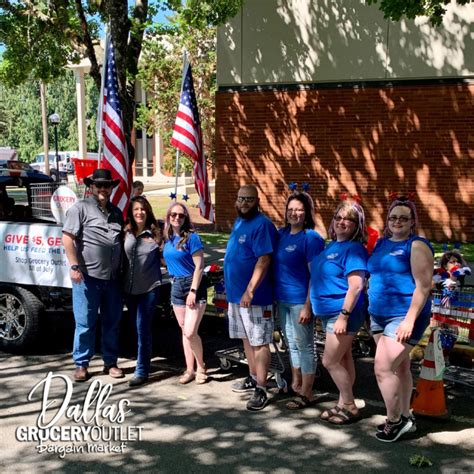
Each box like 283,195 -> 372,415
411,328 -> 448,416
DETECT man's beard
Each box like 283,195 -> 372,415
236,205 -> 259,220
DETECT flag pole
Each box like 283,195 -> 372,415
174,51 -> 188,199
97,25 -> 110,168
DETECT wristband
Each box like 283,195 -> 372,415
190,288 -> 197,294
71,265 -> 80,271
341,309 -> 351,317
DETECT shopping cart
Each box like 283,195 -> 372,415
211,269 -> 290,391
431,287 -> 474,388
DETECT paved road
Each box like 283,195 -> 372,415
1,313 -> 473,474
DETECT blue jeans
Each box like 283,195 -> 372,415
277,302 -> 316,374
72,274 -> 123,368
125,287 -> 160,377
370,309 -> 431,345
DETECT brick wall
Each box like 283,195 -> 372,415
215,83 -> 474,242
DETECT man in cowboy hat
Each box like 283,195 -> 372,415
62,168 -> 125,382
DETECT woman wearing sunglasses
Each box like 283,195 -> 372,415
368,198 -> 433,442
310,200 -> 368,424
123,196 -> 163,387
163,202 -> 208,384
274,191 -> 324,409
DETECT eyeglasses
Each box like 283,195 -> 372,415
94,183 -> 112,189
170,212 -> 185,219
388,215 -> 411,223
287,208 -> 305,214
237,196 -> 257,204
237,196 -> 256,203
334,216 -> 357,224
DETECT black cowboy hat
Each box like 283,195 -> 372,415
83,168 -> 120,188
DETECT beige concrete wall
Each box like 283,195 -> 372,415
217,0 -> 474,86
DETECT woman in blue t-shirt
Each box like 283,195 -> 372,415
311,201 -> 368,424
163,202 -> 208,385
368,198 -> 433,442
274,192 -> 325,409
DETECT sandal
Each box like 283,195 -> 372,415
286,395 -> 316,410
195,367 -> 208,385
327,407 -> 360,425
179,371 -> 195,384
320,405 -> 342,421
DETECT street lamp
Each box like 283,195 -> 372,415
49,113 -> 60,182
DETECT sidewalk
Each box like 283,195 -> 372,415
0,315 -> 473,473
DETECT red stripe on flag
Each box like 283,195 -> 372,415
99,38 -> 131,217
170,63 -> 214,222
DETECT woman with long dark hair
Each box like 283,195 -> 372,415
274,192 -> 324,408
123,196 -> 163,387
368,198 -> 433,442
163,202 -> 208,384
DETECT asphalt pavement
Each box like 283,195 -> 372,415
0,241 -> 473,473
1,309 -> 473,473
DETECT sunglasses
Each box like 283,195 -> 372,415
170,212 -> 185,219
93,183 -> 113,189
334,215 -> 357,223
237,196 -> 256,203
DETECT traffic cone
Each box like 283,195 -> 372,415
411,328 -> 448,416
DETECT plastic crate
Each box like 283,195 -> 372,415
431,288 -> 474,345
72,158 -> 98,183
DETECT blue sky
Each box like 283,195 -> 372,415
0,7 -> 172,57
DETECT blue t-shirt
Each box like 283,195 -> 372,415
224,212 -> 277,305
163,232 -> 203,277
367,236 -> 433,317
274,228 -> 325,304
310,240 -> 368,316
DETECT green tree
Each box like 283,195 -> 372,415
0,71 -> 99,160
136,23 -> 216,174
367,0 -> 473,26
0,0 -> 244,164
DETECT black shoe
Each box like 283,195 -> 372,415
232,375 -> 257,393
375,415 -> 414,442
246,388 -> 268,411
377,414 -> 416,433
129,376 -> 148,387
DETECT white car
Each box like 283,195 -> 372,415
30,152 -> 99,180
30,152 -> 73,178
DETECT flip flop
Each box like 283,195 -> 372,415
286,395 -> 316,410
327,407 -> 361,425
320,405 -> 341,421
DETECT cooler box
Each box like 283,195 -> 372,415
72,158 -> 98,183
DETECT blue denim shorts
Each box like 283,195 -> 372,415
318,305 -> 366,335
370,309 -> 430,345
171,275 -> 207,306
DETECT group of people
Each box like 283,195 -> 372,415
63,169 -> 207,389
222,184 -> 433,444
62,169 -> 435,444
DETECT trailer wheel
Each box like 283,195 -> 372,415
219,358 -> 232,371
0,285 -> 43,351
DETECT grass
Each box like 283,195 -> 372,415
432,242 -> 474,262
200,232 -> 230,245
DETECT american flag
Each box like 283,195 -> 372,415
99,37 -> 131,214
171,62 -> 214,222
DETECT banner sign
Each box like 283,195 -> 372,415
0,223 -> 71,288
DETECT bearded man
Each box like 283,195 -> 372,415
224,184 -> 277,410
